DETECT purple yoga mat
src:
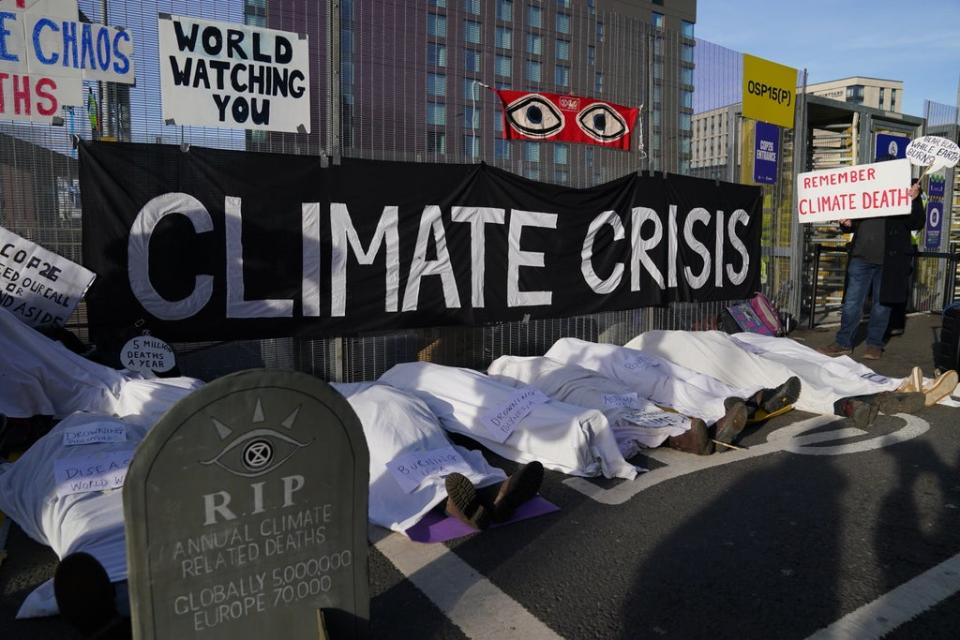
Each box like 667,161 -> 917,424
405,496 -> 560,543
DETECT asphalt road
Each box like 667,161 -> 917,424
3,314 -> 960,639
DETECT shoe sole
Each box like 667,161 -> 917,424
850,401 -> 880,428
924,370 -> 959,406
762,376 -> 801,413
877,392 -> 925,415
445,473 -> 491,530
714,402 -> 748,446
667,419 -> 715,455
494,461 -> 544,522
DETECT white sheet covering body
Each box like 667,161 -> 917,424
0,414 -> 143,618
544,338 -> 761,423
625,331 -> 901,415
379,362 -> 637,480
332,382 -> 506,533
487,355 -> 691,457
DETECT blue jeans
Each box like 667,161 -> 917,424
835,257 -> 891,348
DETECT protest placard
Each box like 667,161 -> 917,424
796,158 -> 912,224
0,225 -> 95,326
158,14 -> 310,133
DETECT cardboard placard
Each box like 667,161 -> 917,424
796,158 -> 912,224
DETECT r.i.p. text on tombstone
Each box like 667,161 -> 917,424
123,369 -> 369,639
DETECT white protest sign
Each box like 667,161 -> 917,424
158,14 -> 310,133
0,225 -> 95,326
479,387 -> 550,443
62,422 -> 127,446
385,445 -> 473,494
796,158 -> 912,224
602,392 -> 640,409
906,136 -> 960,177
54,449 -> 134,497
121,335 -> 176,373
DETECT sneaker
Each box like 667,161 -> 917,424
444,473 -> 492,530
758,376 -> 802,413
833,397 -> 880,428
491,461 -> 544,522
875,391 -> 925,415
666,419 -> 714,455
54,552 -> 118,636
922,369 -> 959,407
712,400 -> 748,447
862,345 -> 883,360
818,343 -> 852,356
896,367 -> 923,393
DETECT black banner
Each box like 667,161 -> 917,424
80,142 -> 762,342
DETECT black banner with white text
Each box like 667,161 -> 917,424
80,142 -> 762,342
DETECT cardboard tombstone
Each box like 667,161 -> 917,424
124,369 -> 369,639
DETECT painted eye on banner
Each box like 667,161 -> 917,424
201,428 -> 311,478
505,94 -> 564,138
576,103 -> 629,142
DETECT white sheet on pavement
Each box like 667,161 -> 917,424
379,362 -> 638,480
487,355 -> 691,457
544,338 -> 761,423
332,382 -> 506,533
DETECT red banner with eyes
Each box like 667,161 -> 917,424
495,90 -> 639,150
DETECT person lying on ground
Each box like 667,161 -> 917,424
489,354 -> 742,455
379,361 -> 640,480
624,330 -> 950,427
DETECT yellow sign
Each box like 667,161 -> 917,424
742,54 -> 798,129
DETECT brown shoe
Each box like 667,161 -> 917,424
875,391 -> 925,415
491,461 -> 544,522
666,419 -> 714,455
758,376 -> 802,413
818,343 -> 852,356
833,397 -> 879,428
444,473 -> 492,530
922,370 -> 959,406
862,345 -> 883,360
712,400 -> 748,447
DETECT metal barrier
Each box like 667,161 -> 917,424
808,244 -> 959,330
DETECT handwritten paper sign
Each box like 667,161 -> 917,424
602,392 -> 640,409
906,136 -> 960,176
480,387 -> 549,443
0,225 -> 95,326
54,449 -> 134,497
62,422 -> 127,446
796,158 -> 912,224
385,446 -> 472,494
121,335 -> 176,373
158,14 -> 310,133
621,411 -> 689,429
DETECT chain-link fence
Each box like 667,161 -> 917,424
0,1 -> 803,381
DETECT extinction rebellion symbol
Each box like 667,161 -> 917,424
243,440 -> 274,471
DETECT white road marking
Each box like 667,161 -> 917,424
565,414 -> 929,505
371,528 -> 563,640
804,551 -> 960,640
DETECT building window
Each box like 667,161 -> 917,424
681,138 -> 691,154
496,80 -> 511,90
654,37 -> 663,57
879,87 -> 885,107
497,0 -> 513,21
427,14 -> 446,37
464,105 -> 480,129
524,142 -> 540,162
556,0 -> 571,8
652,109 -> 661,126
597,21 -> 604,41
464,134 -> 480,159
496,26 -> 512,49
652,84 -> 662,103
496,54 -> 512,77
465,20 -> 481,44
429,0 -> 447,6
681,43 -> 694,63
651,12 -> 663,29
427,72 -> 446,96
555,64 -> 569,88
554,143 -> 568,164
527,60 -> 542,83
891,88 -> 897,109
495,139 -> 511,160
494,108 -> 503,132
427,102 -> 446,125
679,113 -> 691,131
556,39 -> 570,61
681,90 -> 692,109
464,49 -> 481,72
527,33 -> 543,55
464,0 -> 480,15
595,72 -> 603,94
681,67 -> 693,85
464,78 -> 478,99
427,43 -> 447,67
846,84 -> 864,104
681,20 -> 694,39
528,5 -> 542,28
523,166 -> 540,180
427,131 -> 446,154
587,45 -> 595,65
654,63 -> 662,80
556,13 -> 570,34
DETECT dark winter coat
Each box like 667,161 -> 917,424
842,194 -> 926,304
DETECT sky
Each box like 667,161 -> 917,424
694,0 -> 960,118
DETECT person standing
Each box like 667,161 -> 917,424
820,179 -> 926,359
